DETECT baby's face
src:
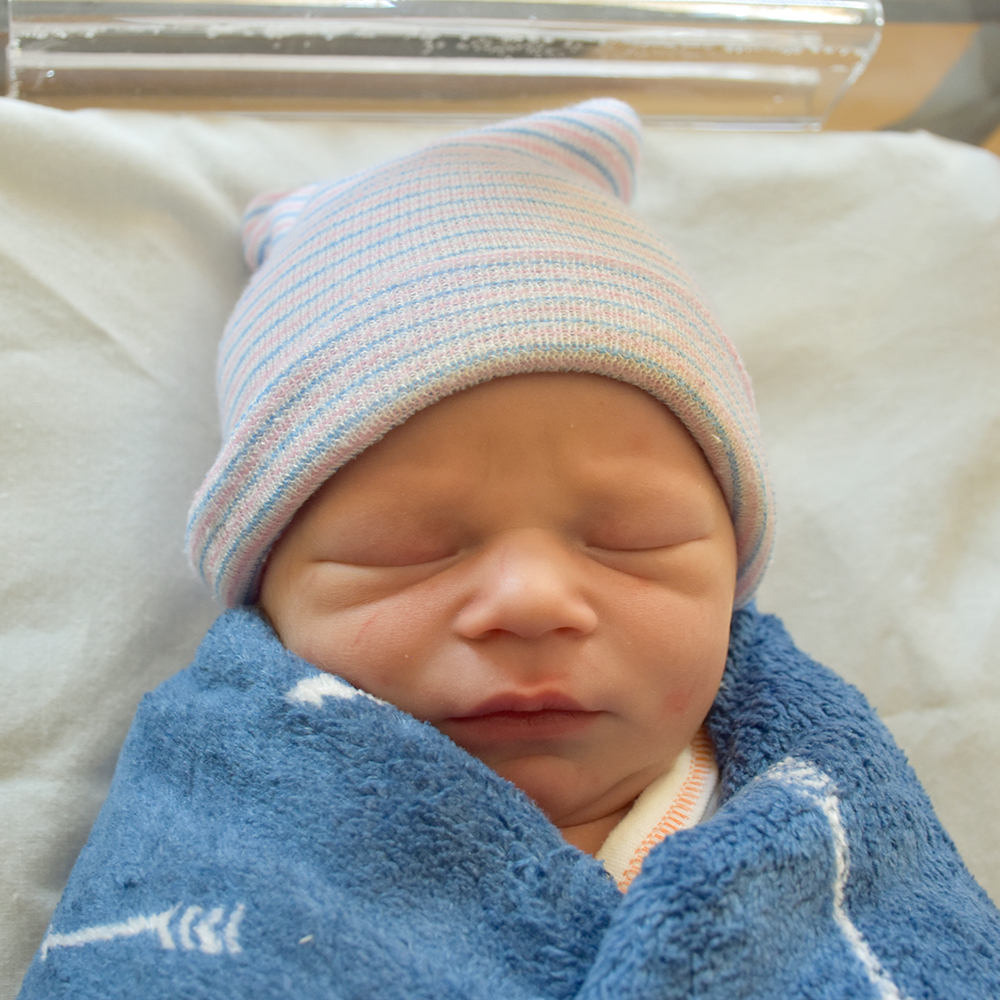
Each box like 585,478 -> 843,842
260,373 -> 736,853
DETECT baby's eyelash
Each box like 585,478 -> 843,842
323,551 -> 458,569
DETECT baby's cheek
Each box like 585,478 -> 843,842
659,682 -> 700,717
612,596 -> 728,721
296,607 -> 395,680
311,586 -> 451,687
659,661 -> 721,715
268,590 -> 387,679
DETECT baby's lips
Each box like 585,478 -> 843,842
441,691 -> 602,746
456,690 -> 589,718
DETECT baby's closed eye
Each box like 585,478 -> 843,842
312,526 -> 460,568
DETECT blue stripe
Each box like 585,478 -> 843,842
221,160 -> 648,360
221,228 -> 692,428
478,102 -> 639,198
222,262 -> 743,454
472,128 -> 624,196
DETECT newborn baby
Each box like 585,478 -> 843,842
18,98 -> 1000,1000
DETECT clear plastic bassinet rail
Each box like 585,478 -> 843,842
1,0 -> 883,127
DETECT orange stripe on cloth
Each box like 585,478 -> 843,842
616,728 -> 717,891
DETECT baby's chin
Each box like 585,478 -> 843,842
473,747 -> 670,837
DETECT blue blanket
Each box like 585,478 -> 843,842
18,607 -> 1000,998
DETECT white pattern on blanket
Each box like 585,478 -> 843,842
765,760 -> 911,1000
40,904 -> 245,960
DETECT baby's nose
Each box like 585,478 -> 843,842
452,529 -> 598,641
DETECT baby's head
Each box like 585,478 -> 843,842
186,99 -> 774,850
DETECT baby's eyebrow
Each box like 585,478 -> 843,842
572,468 -> 713,508
310,495 -> 460,539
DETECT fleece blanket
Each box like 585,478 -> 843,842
16,606 -> 1000,999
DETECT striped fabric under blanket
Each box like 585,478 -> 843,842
598,727 -> 717,891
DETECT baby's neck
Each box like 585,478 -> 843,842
559,802 -> 633,856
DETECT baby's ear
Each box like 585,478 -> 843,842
240,182 -> 323,269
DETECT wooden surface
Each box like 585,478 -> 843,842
826,24 -> 1000,155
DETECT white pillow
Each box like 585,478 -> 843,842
1,98 -> 997,998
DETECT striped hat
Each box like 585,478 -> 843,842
186,98 -> 774,608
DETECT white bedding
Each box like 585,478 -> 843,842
1,98 -> 998,998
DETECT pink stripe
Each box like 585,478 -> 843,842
221,261 -> 747,454
220,226 -> 722,434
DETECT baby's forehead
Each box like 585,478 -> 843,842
360,372 -> 694,457
323,372 -> 721,512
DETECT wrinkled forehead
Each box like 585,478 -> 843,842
390,371 -> 705,452
321,371 -> 723,502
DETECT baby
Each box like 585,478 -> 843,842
18,99 -> 1000,999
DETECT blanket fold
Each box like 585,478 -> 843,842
17,607 -> 1000,999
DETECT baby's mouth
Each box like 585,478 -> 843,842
441,692 -> 600,745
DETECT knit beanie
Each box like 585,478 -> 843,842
186,98 -> 774,608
